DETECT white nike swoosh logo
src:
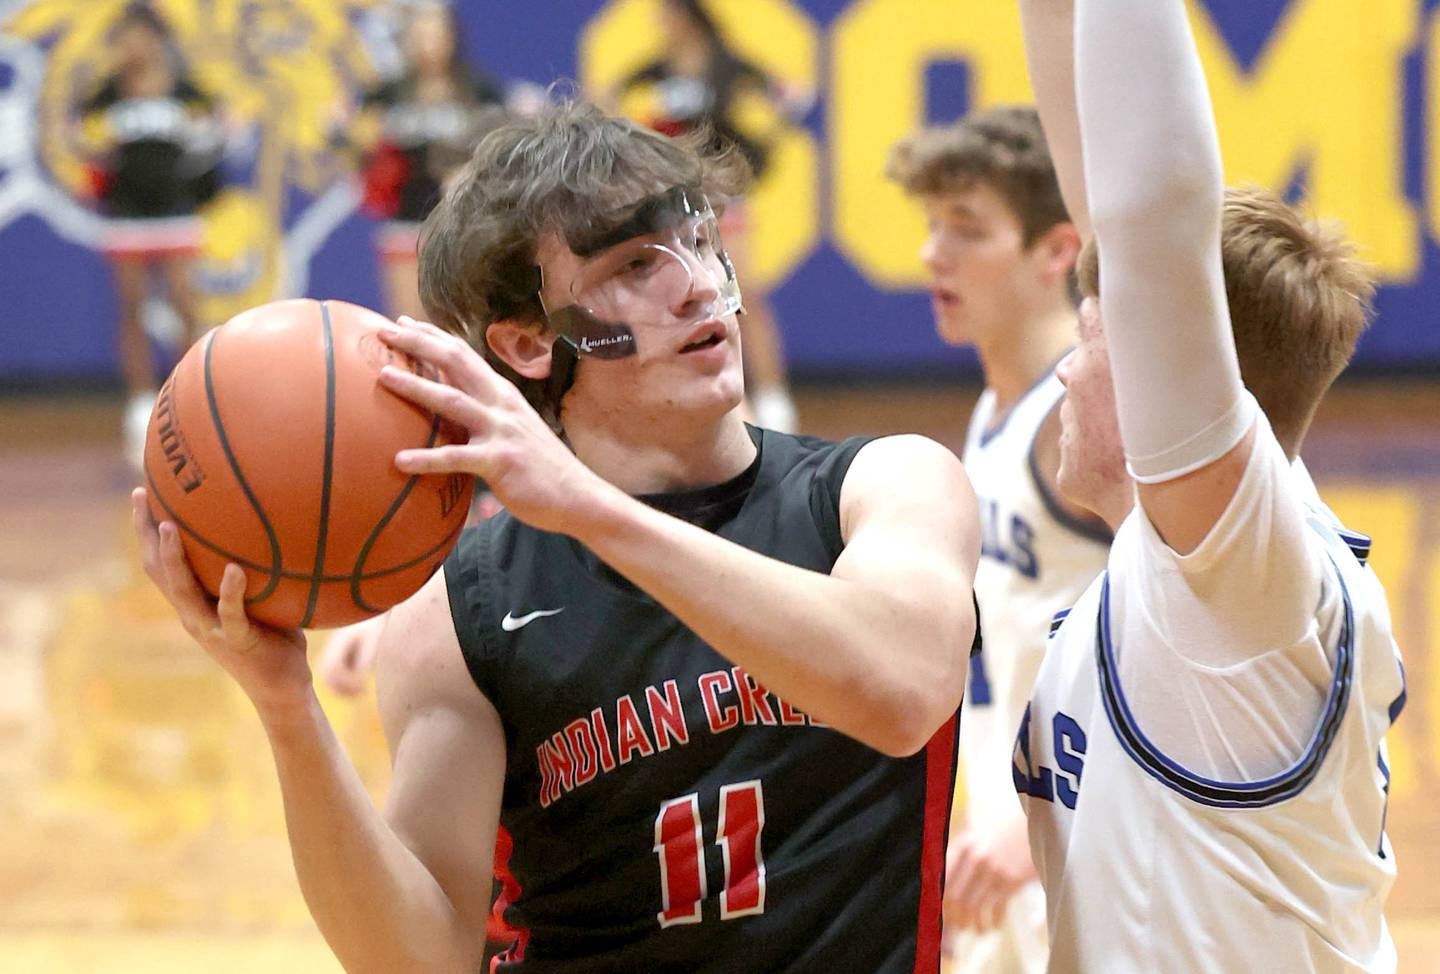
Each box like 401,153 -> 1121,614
501,607 -> 565,631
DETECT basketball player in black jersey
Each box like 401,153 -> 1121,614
132,100 -> 980,973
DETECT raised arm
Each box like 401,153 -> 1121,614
1018,0 -> 1090,240
1069,0 -> 1257,553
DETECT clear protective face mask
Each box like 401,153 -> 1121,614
539,187 -> 743,360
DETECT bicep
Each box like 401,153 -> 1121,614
376,570 -> 506,940
1136,423 -> 1256,555
832,436 -> 979,605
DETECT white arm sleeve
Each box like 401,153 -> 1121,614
1018,0 -> 1090,239
1074,0 -> 1255,482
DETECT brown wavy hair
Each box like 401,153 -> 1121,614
418,97 -> 751,428
887,105 -> 1070,246
1076,185 -> 1376,455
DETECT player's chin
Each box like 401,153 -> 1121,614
666,365 -> 745,416
678,338 -> 743,387
933,312 -> 969,348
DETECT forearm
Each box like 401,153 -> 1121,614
571,492 -> 972,756
1019,0 -> 1091,239
260,693 -> 477,973
1078,0 -> 1224,234
1075,0 -> 1249,483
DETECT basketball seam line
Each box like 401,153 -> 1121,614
204,328 -> 283,604
350,411 -> 448,612
299,302 -> 339,629
142,468 -> 467,584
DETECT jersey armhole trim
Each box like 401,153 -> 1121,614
1388,659 -> 1407,726
809,433 -> 878,560
1335,528 -> 1372,566
1049,608 -> 1071,640
445,526 -> 502,696
1093,553 -> 1355,808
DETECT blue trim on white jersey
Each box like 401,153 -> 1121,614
974,357 -> 1069,449
1336,528 -> 1371,566
1092,553 -> 1356,808
1388,660 -> 1407,726
1377,750 -> 1392,859
1027,436 -> 1116,546
1049,608 -> 1071,639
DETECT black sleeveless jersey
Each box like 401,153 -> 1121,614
445,428 -> 962,973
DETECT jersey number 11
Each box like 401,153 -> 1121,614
654,780 -> 767,927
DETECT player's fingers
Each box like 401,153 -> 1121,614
394,314 -> 449,337
379,363 -> 489,430
394,443 -> 488,477
942,871 -> 976,930
943,836 -> 979,900
156,522 -> 218,628
131,488 -> 162,579
972,882 -> 1006,933
944,893 -> 978,933
944,854 -> 995,932
381,320 -> 501,398
215,563 -> 255,647
953,878 -> 1000,932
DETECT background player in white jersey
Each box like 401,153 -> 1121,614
889,107 -> 1109,972
1013,0 -> 1405,970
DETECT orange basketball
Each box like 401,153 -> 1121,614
143,298 -> 474,629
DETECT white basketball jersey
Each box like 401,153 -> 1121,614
961,374 -> 1111,833
1019,427 -> 1405,972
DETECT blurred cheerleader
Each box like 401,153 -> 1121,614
77,2 -> 222,465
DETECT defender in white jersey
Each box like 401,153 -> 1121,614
1014,0 -> 1403,970
890,108 -> 1110,972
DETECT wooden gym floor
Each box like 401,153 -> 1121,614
1,381 -> 1437,972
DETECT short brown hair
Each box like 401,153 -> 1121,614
418,98 -> 750,427
1075,185 -> 1376,455
887,105 -> 1070,245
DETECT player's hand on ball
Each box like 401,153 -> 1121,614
376,316 -> 614,534
942,817 -> 1038,934
132,488 -> 311,712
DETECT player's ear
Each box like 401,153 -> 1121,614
1035,221 -> 1083,284
486,319 -> 555,380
